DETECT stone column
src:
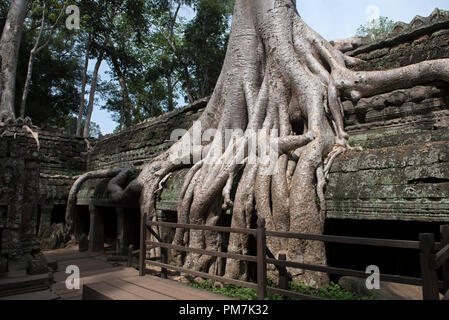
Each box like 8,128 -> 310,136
38,204 -> 54,238
88,205 -> 104,253
116,208 -> 132,256
73,206 -> 86,241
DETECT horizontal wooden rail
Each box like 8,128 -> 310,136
435,244 -> 449,269
266,286 -> 327,301
266,257 -> 434,287
147,241 -> 257,263
265,230 -> 421,249
147,221 -> 257,235
147,227 -> 162,242
140,216 -> 449,300
146,260 -> 259,291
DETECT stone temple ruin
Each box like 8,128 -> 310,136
1,9 -> 449,286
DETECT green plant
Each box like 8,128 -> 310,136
356,16 -> 395,41
190,279 -> 376,300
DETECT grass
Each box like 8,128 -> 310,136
191,278 -> 376,300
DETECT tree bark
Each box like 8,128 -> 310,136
76,36 -> 92,136
19,4 -> 63,118
83,54 -> 103,138
167,74 -> 174,112
110,56 -> 132,127
0,0 -> 27,120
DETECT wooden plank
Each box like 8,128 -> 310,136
58,291 -> 82,300
82,282 -> 145,300
52,268 -> 138,299
256,218 -> 267,300
278,254 -> 288,291
0,273 -> 52,297
107,279 -> 175,300
440,225 -> 449,292
419,233 -> 440,300
265,230 -> 420,249
147,260 -> 257,292
128,245 -> 134,267
266,258 -> 425,287
53,265 -> 122,282
0,289 -> 59,301
147,241 -> 257,262
435,244 -> 449,269
79,268 -> 138,285
139,213 -> 147,276
122,275 -> 232,300
148,221 -> 257,236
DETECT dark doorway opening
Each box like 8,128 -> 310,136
75,206 -> 90,237
51,205 -> 66,224
130,209 -> 140,250
36,205 -> 41,236
102,208 -> 117,249
324,219 -> 444,283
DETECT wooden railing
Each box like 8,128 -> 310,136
133,212 -> 449,301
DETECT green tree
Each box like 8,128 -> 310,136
75,0 -> 149,136
101,0 -> 233,129
20,0 -> 68,118
181,0 -> 232,100
0,0 -> 27,120
0,0 -> 84,127
356,16 -> 395,41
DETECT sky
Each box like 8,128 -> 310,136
91,0 -> 449,135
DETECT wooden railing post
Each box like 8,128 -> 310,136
419,233 -> 439,300
128,244 -> 134,268
278,254 -> 288,291
161,235 -> 169,279
139,212 -> 147,277
256,218 -> 267,300
441,225 -> 449,292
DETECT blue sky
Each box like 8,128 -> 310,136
91,0 -> 449,135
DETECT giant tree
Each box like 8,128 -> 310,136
20,0 -> 66,118
0,0 -> 27,120
66,0 -> 449,287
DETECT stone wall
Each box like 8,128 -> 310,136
324,9 -> 449,222
87,98 -> 208,171
32,128 -> 90,238
38,129 -> 89,205
0,121 -> 46,273
347,8 -> 449,70
69,10 -> 449,224
24,9 -> 448,227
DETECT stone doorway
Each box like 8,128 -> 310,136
324,218 -> 445,282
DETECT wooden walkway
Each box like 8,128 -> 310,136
43,248 -> 231,300
83,275 -> 232,300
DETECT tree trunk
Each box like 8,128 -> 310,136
167,74 -> 174,112
19,4 -> 46,118
20,47 -> 38,118
184,66 -> 194,104
66,0 -> 449,288
110,56 -> 132,127
76,36 -> 92,136
0,0 -> 27,120
83,54 -> 103,138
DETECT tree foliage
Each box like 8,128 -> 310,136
1,0 -> 233,133
1,0 -> 83,127
101,0 -> 233,129
356,16 -> 395,41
